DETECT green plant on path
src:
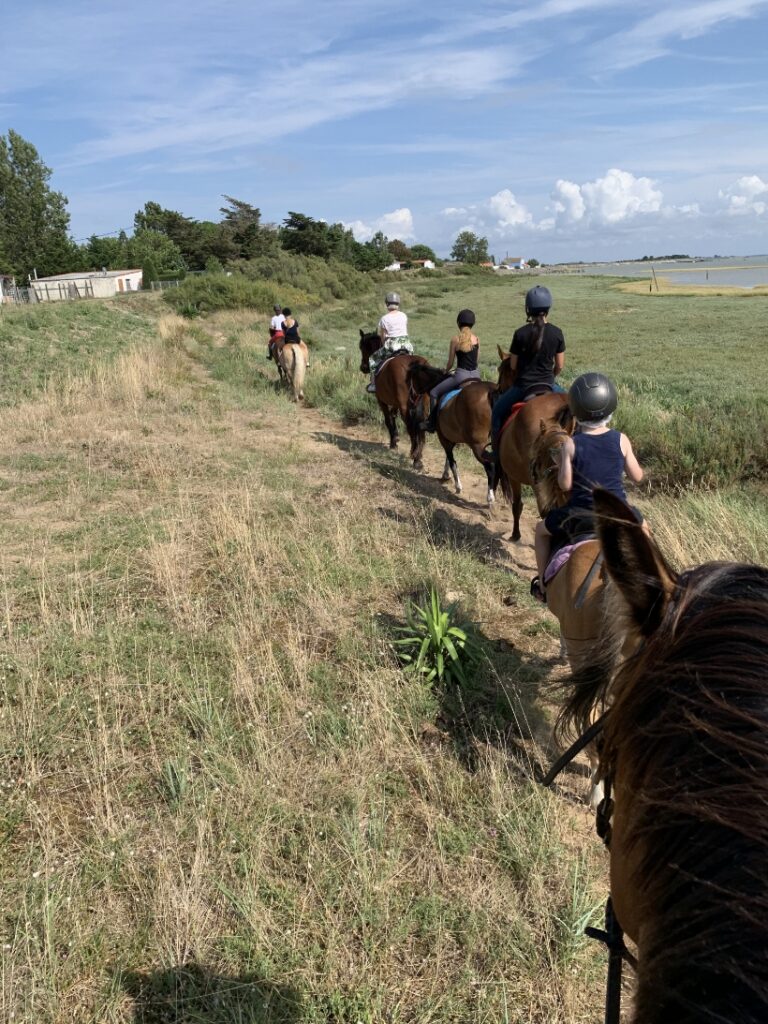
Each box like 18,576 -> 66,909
394,586 -> 482,687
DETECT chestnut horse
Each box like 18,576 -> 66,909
560,489 -> 768,1023
406,363 -> 496,505
359,330 -> 428,470
494,346 -> 571,541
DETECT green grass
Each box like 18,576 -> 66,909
298,272 -> 768,488
0,294 -> 159,405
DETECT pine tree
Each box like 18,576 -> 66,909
0,130 -> 74,280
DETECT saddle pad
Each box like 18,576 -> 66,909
438,388 -> 462,411
544,538 -> 595,586
499,402 -> 527,437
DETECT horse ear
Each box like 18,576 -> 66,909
595,488 -> 676,637
359,328 -> 365,340
496,344 -> 506,361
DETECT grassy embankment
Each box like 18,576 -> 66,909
1,294 -> 614,1023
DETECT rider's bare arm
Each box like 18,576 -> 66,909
557,436 -> 575,492
621,434 -> 644,483
445,337 -> 458,371
554,352 -> 565,376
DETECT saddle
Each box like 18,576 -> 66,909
498,384 -> 555,438
374,350 -> 410,378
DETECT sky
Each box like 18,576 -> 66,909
3,0 -> 768,262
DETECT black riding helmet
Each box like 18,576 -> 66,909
456,308 -> 476,328
525,285 -> 552,317
569,372 -> 618,422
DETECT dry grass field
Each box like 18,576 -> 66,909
1,281 -> 765,1022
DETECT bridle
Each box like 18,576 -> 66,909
542,714 -> 637,1024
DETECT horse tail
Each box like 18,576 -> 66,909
293,346 -> 306,400
494,459 -> 515,506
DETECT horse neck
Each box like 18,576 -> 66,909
633,905 -> 768,1024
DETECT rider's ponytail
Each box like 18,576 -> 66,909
456,325 -> 473,352
529,312 -> 547,353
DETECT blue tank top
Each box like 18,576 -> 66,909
569,430 -> 626,509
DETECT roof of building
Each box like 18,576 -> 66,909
34,269 -> 142,283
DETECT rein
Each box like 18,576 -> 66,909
541,713 -> 636,1024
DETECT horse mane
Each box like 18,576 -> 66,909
529,409 -> 574,514
603,563 -> 768,1021
359,329 -> 379,354
406,363 -> 451,394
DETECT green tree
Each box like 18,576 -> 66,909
388,238 -> 411,262
0,129 -> 75,279
141,256 -> 159,289
409,243 -> 437,262
450,230 -> 490,265
125,229 -> 185,276
528,257 -> 540,268
219,195 -> 279,260
134,201 -> 205,267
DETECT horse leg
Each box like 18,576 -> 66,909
511,480 -> 523,542
471,443 -> 495,507
443,441 -> 461,494
440,456 -> 451,482
380,402 -> 398,449
407,406 -> 426,472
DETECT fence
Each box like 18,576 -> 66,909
0,283 -> 36,305
150,280 -> 182,291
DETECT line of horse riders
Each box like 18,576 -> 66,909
269,288 -> 768,1024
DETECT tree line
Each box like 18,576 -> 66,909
1,130 -> 503,285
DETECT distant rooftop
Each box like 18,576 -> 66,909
34,269 -> 142,282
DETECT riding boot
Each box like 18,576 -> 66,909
366,372 -> 377,394
426,399 -> 439,432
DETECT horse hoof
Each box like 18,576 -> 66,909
440,473 -> 450,483
511,531 -> 521,543
455,485 -> 462,495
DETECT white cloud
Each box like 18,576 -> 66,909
598,1 -> 768,71
552,168 -> 663,226
345,207 -> 415,241
552,179 -> 587,223
720,174 -> 768,215
487,189 -> 533,229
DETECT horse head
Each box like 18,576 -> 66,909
496,344 -> 516,392
563,488 -> 768,1018
359,329 -> 379,373
529,411 -> 574,515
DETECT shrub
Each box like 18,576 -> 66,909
394,587 -> 482,688
163,273 -> 314,317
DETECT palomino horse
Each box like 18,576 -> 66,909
279,342 -> 306,402
560,489 -> 768,1023
406,363 -> 496,506
494,346 -> 571,540
359,330 -> 428,470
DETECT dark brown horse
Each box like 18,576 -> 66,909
560,489 -> 768,1023
494,346 -> 571,540
359,330 -> 428,470
406,363 -> 496,506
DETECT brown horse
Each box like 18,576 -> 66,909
494,346 -> 571,541
406,363 -> 496,505
560,489 -> 768,1023
359,330 -> 428,470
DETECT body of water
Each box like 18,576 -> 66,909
558,254 -> 768,288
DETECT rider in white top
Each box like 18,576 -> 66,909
367,293 -> 413,392
268,304 -> 285,361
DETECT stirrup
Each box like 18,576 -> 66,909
366,382 -> 376,394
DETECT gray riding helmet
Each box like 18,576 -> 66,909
273,303 -> 282,313
385,292 -> 401,306
525,285 -> 552,317
568,372 -> 618,422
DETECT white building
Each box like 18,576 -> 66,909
31,268 -> 143,302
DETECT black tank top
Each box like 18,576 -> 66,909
456,344 -> 478,371
284,319 -> 300,343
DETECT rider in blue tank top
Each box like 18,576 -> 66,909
531,372 -> 646,604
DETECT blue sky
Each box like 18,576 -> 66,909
3,0 -> 768,261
